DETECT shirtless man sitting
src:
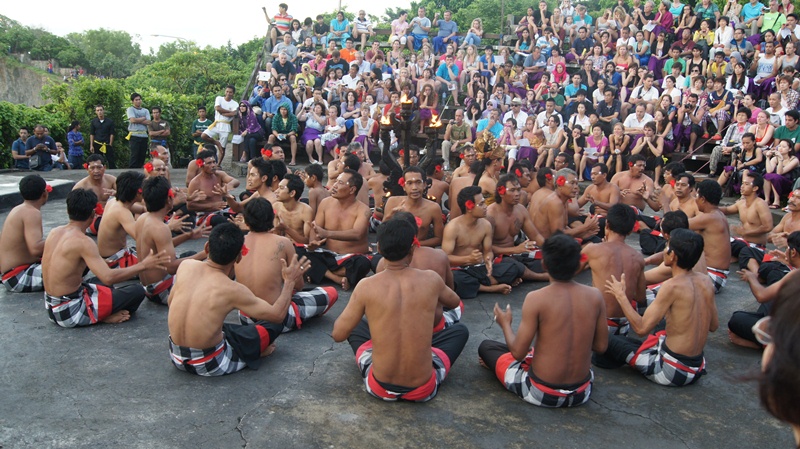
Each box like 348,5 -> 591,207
527,167 -> 555,215
0,175 -> 48,292
424,157 -> 450,208
136,176 -> 209,304
375,212 -> 462,332
479,234 -> 608,407
98,171 -> 146,268
639,172 -> 699,258
532,169 -> 600,241
167,223 -> 309,376
332,218 -> 469,402
235,197 -> 338,332
188,149 -> 240,227
689,180 -> 732,293
610,154 -> 661,226
43,189 -> 170,327
73,154 -> 117,235
305,169 -> 372,290
447,160 -> 479,220
442,186 -> 524,298
451,144 -> 477,179
487,174 -> 549,282
508,161 -> 535,207
302,163 -> 330,218
274,174 -> 314,247
383,167 -> 444,247
581,204 -> 646,337
740,188 -> 800,273
577,163 -> 620,239
596,228 -> 718,387
720,172 -> 773,268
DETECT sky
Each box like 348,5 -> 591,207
3,0 -> 406,54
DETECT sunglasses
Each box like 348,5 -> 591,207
752,316 -> 772,346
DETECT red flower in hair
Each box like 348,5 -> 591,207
167,189 -> 175,199
144,162 -> 154,173
335,148 -> 341,155
196,158 -> 205,168
412,236 -> 420,248
415,216 -> 423,227
435,165 -> 442,172
83,163 -> 88,169
137,188 -> 143,194
45,184 -> 53,193
670,179 -> 676,188
399,149 -> 405,157
150,151 -> 160,158
545,173 -> 553,180
497,185 -> 507,195
580,253 -> 588,263
398,177 -> 406,187
628,162 -> 634,168
241,244 -> 249,256
459,153 -> 465,159
261,148 -> 273,158
556,176 -> 566,187
465,200 -> 476,210
94,203 -> 104,215
515,169 -> 522,177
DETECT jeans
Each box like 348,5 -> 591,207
463,32 -> 481,47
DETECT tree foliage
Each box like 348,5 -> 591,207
66,29 -> 141,77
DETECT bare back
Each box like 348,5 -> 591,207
134,213 -> 175,285
584,241 -> 646,318
448,175 -> 475,219
235,233 -> 296,304
0,204 -> 44,272
655,272 -> 717,357
42,225 -> 97,296
97,198 -> 136,257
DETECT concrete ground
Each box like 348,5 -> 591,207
0,167 -> 793,449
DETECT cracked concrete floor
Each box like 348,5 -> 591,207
0,173 -> 793,448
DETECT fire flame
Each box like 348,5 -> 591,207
380,114 -> 392,125
430,113 -> 442,128
400,93 -> 411,104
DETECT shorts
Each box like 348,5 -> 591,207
239,286 -> 339,332
202,123 -> 232,148
601,331 -> 706,387
304,248 -> 372,288
451,259 -> 524,299
1,262 -> 43,293
144,274 -> 174,305
45,282 -> 146,328
707,267 -> 729,293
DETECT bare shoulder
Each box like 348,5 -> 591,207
73,178 -> 89,189
104,174 -> 117,185
477,217 -> 494,233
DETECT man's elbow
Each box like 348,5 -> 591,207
593,339 -> 609,354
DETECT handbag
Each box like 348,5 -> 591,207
28,153 -> 41,169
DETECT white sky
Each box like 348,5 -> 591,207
3,0 -> 406,54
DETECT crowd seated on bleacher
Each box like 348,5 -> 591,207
255,0 -> 800,198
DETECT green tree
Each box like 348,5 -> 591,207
67,29 -> 142,77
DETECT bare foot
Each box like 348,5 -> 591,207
101,310 -> 131,324
340,276 -> 351,291
478,357 -> 490,369
260,343 -> 277,357
728,330 -> 762,349
480,284 -> 513,294
511,277 -> 523,287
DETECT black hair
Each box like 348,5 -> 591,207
788,231 -> 800,253
343,153 -> 362,171
423,157 -> 446,176
142,176 -> 171,212
304,163 -> 324,182
457,186 -> 482,214
197,106 -> 206,111
660,210 -> 689,236
377,218 -> 416,261
243,197 -> 275,233
378,160 -> 391,176
629,153 -> 646,165
742,170 -> 764,193
495,173 -> 519,204
226,84 -> 236,94
696,179 -> 722,206
667,228 -> 704,270
152,106 -> 161,113
269,160 -> 288,185
86,153 -> 106,165
69,120 -> 80,132
391,211 -> 419,233
19,174 -> 47,201
130,92 -> 141,101
207,222 -> 245,265
606,204 -> 636,236
536,167 -> 554,188
196,149 -> 216,161
66,188 -> 98,221
252,157 -> 273,180
592,163 -> 609,175
785,109 -> 800,122
664,161 -> 686,176
342,169 -> 363,192
116,171 -> 146,203
284,174 -> 305,201
403,165 -> 426,182
541,233 -> 581,281
742,132 -> 756,142
676,172 -> 696,188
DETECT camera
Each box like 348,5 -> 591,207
731,146 -> 742,154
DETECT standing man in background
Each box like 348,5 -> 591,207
90,105 -> 115,168
126,93 -> 150,169
191,106 -> 211,158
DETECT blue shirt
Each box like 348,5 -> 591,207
565,83 -> 588,98
67,130 -> 84,156
476,119 -> 503,139
25,135 -> 56,170
12,138 -> 28,169
436,19 -> 458,38
435,63 -> 459,81
262,95 -> 293,116
742,2 -> 766,21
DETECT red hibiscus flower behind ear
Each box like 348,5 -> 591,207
144,162 -> 154,173
556,176 -> 566,187
196,158 -> 205,168
497,185 -> 506,195
465,200 -> 475,210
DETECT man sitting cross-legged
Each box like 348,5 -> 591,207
304,169 -> 372,290
136,176 -> 209,305
97,171 -> 150,269
43,189 -> 170,327
582,204 -> 646,337
382,166 -> 444,247
720,172 -> 773,270
235,197 -> 338,332
689,180 -> 732,293
188,149 -> 240,227
443,186 -> 524,298
273,174 -> 314,248
595,228 -> 718,387
167,223 -> 310,376
332,218 -> 469,402
73,154 -> 117,235
479,234 -> 608,408
0,175 -> 49,292
486,173 -> 549,282
532,168 -> 600,241
376,212 -> 462,332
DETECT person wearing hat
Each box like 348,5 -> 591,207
503,98 -> 529,137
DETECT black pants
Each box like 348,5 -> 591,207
129,136 -> 149,168
728,303 -> 770,346
91,141 -> 115,169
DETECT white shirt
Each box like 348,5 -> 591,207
630,85 -> 660,102
616,37 -> 636,50
503,110 -> 529,135
341,74 -> 360,90
624,112 -> 655,130
536,111 -> 564,129
214,96 -> 238,130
